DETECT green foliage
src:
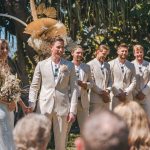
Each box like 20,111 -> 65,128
47,0 -> 150,62
0,0 -> 150,84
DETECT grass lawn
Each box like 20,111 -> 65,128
48,133 -> 79,150
48,120 -> 80,150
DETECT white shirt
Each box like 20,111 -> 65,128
51,60 -> 61,83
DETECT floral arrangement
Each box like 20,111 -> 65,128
0,69 -> 21,102
60,64 -> 68,73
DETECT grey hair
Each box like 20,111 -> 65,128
13,113 -> 51,150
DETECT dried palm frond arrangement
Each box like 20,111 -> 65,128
24,1 -> 78,56
0,67 -> 21,102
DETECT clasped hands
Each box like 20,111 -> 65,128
78,80 -> 87,89
22,106 -> 33,114
6,100 -> 33,114
136,90 -> 145,101
100,90 -> 110,103
116,89 -> 127,102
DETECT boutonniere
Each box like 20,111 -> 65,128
60,64 -> 68,73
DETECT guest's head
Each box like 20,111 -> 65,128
114,101 -> 150,150
0,39 -> 9,61
75,110 -> 129,150
13,113 -> 51,150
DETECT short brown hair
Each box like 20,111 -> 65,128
117,43 -> 128,50
48,36 -> 64,46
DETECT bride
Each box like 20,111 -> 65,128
0,39 -> 30,150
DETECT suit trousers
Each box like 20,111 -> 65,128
77,100 -> 89,130
46,111 -> 68,150
89,102 -> 109,113
66,100 -> 89,146
140,100 -> 150,118
67,100 -> 89,134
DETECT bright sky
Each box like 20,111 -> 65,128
0,26 -> 17,58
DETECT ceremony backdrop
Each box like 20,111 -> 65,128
0,0 -> 150,89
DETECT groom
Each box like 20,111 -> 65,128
28,37 -> 78,150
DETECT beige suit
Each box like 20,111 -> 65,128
109,58 -> 136,109
76,63 -> 93,129
29,57 -> 78,150
132,60 -> 150,116
88,58 -> 112,112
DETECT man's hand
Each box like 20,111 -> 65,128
100,90 -> 110,103
136,91 -> 145,101
23,107 -> 33,114
67,113 -> 76,123
78,80 -> 87,89
7,101 -> 16,111
116,92 -> 127,102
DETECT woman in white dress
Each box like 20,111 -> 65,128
0,39 -> 30,150
0,39 -> 16,149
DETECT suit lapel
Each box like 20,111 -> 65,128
80,63 -> 86,81
46,57 -> 55,85
142,60 -> 147,73
94,58 -> 104,77
116,58 -> 126,80
123,60 -> 129,81
103,62 -> 107,89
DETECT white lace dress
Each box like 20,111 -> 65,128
0,103 -> 16,150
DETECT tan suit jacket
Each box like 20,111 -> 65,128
29,57 -> 78,116
78,63 -> 93,109
88,58 -> 112,105
132,60 -> 150,114
109,58 -> 136,107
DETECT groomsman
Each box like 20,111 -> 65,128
109,44 -> 136,109
71,45 -> 93,130
88,45 -> 111,113
29,37 -> 78,150
132,45 -> 150,117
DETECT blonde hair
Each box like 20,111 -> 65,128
114,101 -> 150,150
133,44 -> 144,52
95,44 -> 110,56
13,113 -> 51,150
71,45 -> 82,53
0,39 -> 9,52
98,44 -> 110,51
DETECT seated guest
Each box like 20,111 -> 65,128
13,113 -> 51,150
75,110 -> 129,150
114,101 -> 150,150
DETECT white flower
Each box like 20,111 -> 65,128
60,64 -> 68,73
